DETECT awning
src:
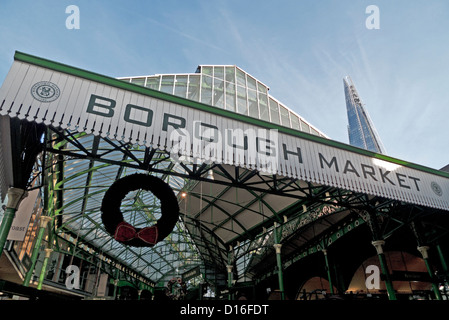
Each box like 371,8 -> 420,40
1,51 -> 449,284
1,51 -> 448,210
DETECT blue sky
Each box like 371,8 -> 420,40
1,0 -> 448,170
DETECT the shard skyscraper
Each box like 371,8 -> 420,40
343,76 -> 386,154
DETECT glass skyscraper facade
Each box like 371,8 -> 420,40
344,76 -> 386,154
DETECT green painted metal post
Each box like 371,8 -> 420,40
322,249 -> 334,295
372,240 -> 396,300
0,208 -> 16,255
227,248 -> 235,300
23,215 -> 52,286
113,268 -> 120,299
113,279 -> 119,299
273,223 -> 285,300
227,264 -> 233,300
274,243 -> 285,300
138,289 -> 142,300
37,248 -> 53,290
436,244 -> 449,298
0,188 -> 27,258
437,244 -> 448,274
418,246 -> 442,300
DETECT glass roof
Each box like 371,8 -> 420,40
50,65 -> 328,285
37,64 -> 334,286
119,65 -> 327,138
50,131 -> 319,285
48,127 -> 334,286
53,133 -> 203,285
2,53 -> 449,298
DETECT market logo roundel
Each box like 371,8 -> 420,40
31,81 -> 60,102
431,181 -> 443,197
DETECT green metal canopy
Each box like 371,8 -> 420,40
1,51 -> 449,293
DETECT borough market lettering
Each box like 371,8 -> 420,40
318,153 -> 421,191
86,93 -> 422,192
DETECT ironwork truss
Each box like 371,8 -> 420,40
32,124 -> 449,286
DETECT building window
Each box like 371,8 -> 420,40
269,98 -> 280,124
174,75 -> 188,98
188,75 -> 200,101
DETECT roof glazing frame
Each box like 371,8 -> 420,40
12,51 -> 449,178
4,52 -> 449,292
45,129 -> 206,284
118,64 -> 327,138
43,124 -> 350,285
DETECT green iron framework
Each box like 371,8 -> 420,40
1,52 -> 449,299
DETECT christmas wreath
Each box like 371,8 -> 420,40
101,173 -> 180,247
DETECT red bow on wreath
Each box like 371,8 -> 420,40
114,221 -> 158,245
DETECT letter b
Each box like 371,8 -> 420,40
86,94 -> 116,117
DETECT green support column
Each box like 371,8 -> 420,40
273,222 -> 285,300
226,264 -> 233,300
418,246 -> 442,300
137,289 -> 142,300
23,215 -> 52,286
113,279 -> 119,299
273,243 -> 285,300
372,240 -> 396,300
227,248 -> 234,300
437,244 -> 448,275
436,244 -> 449,298
322,249 -> 334,295
37,248 -> 53,290
0,188 -> 27,258
0,208 -> 16,255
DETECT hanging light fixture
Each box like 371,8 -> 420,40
207,169 -> 214,180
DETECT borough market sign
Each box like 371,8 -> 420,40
1,52 -> 448,211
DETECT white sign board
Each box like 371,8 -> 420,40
1,54 -> 448,211
7,188 -> 39,241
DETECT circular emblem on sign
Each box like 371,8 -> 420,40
31,81 -> 60,102
431,181 -> 443,197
